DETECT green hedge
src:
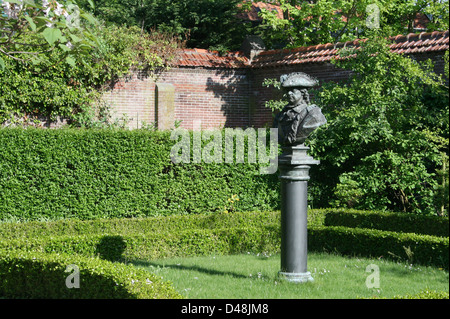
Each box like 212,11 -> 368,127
0,128 -> 279,221
0,211 -> 281,240
323,208 -> 449,237
1,210 -> 447,268
1,210 -> 448,298
1,215 -> 447,269
392,290 -> 449,299
3,225 -> 446,268
1,226 -> 280,261
0,249 -> 182,299
309,226 -> 449,269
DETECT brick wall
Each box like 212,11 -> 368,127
102,67 -> 251,130
103,50 -> 447,130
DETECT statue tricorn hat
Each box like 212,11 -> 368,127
280,72 -> 318,88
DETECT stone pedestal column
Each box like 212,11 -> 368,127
278,144 -> 318,283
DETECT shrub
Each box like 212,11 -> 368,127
1,226 -> 280,261
309,226 -> 449,269
322,208 -> 449,237
310,35 -> 449,215
0,211 -> 280,240
0,128 -> 279,221
392,290 -> 449,299
0,249 -> 182,299
0,24 -> 182,127
1,210 -> 447,269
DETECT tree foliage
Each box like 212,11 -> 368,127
257,0 -> 449,49
76,0 -> 251,51
306,33 -> 449,215
0,3 -> 183,127
0,0 -> 99,69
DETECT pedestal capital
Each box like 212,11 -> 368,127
278,144 -> 320,166
278,145 -> 319,181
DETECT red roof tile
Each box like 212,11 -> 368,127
251,30 -> 448,68
173,31 -> 448,69
174,48 -> 249,68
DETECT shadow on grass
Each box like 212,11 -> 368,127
131,260 -> 250,279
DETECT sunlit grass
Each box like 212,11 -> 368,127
133,252 -> 449,299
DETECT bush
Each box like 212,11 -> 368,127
309,226 -> 449,269
0,128 -> 279,221
322,208 -> 449,237
392,290 -> 449,299
310,35 -> 449,215
1,226 -> 280,261
0,249 -> 182,299
0,211 -> 280,240
1,210 -> 447,269
0,25 -> 182,127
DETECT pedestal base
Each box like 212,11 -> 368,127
278,271 -> 314,284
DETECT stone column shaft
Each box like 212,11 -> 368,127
278,145 -> 317,283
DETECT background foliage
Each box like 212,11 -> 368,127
0,19 -> 183,127
257,0 -> 449,49
306,34 -> 449,216
0,128 -> 279,221
76,0 -> 251,52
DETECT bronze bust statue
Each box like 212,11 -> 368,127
273,72 -> 327,146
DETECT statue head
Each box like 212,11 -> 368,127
281,72 -> 317,108
286,88 -> 303,106
274,72 -> 326,146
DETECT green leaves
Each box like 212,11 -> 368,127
310,35 -> 449,215
42,27 -> 62,46
257,0 -> 449,49
0,128 -> 279,221
24,15 -> 37,32
1,0 -> 99,69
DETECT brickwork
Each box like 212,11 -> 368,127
103,67 -> 251,130
102,31 -> 448,130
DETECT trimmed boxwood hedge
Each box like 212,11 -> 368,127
0,127 -> 279,221
1,211 -> 448,268
1,209 -> 448,298
0,211 -> 281,240
309,226 -> 449,269
0,249 -> 182,299
323,208 -> 449,237
1,226 -> 281,261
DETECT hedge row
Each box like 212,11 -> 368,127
0,128 -> 279,221
1,226 -> 280,261
1,208 -> 445,240
323,208 -> 449,237
0,249 -> 182,299
309,226 -> 449,269
1,210 -> 448,298
391,290 -> 449,299
0,211 -> 281,240
2,220 -> 447,268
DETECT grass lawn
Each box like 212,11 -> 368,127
133,252 -> 449,299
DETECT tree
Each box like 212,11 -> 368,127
0,0 -> 99,70
76,0 -> 251,51
306,33 -> 449,215
257,0 -> 449,49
